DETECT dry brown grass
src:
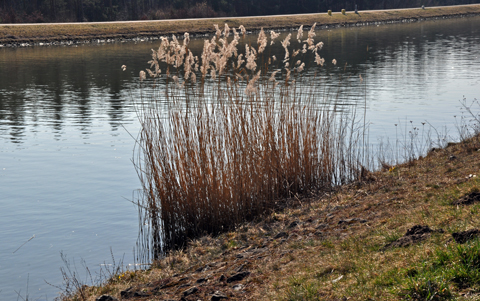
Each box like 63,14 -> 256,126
133,25 -> 365,259
2,4 -> 480,44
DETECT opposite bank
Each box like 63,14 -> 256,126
1,4 -> 480,47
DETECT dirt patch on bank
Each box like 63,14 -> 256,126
452,191 -> 480,206
382,225 -> 444,250
452,229 -> 480,244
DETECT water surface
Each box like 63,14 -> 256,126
1,15 -> 479,300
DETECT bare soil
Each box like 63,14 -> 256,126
451,191 -> 480,205
452,229 -> 480,244
382,225 -> 443,250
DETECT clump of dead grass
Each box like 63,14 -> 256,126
133,24 -> 365,260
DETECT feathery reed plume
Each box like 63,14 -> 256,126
270,30 -> 280,45
315,52 -> 325,66
139,70 -> 146,81
239,25 -> 246,37
245,44 -> 257,71
306,23 -> 317,50
297,62 -> 305,73
297,25 -> 304,43
223,23 -> 230,38
183,32 -> 190,46
257,28 -> 267,54
281,33 -> 292,63
214,24 -> 221,38
302,44 -> 307,54
134,24 -> 365,261
292,49 -> 300,58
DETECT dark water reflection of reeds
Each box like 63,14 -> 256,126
0,16 -> 479,143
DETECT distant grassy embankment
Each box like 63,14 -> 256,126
1,4 -> 480,45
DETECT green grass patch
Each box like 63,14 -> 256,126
375,239 -> 480,300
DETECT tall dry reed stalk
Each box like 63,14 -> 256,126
133,24 -> 365,260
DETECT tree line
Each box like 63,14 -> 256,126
1,0 -> 479,23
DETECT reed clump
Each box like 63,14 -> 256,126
133,24 -> 365,260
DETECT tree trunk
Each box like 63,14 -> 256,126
50,0 -> 56,20
76,0 -> 84,21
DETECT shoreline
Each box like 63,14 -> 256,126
1,4 -> 480,47
64,136 -> 480,300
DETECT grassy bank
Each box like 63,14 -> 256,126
61,133 -> 480,300
1,4 -> 480,45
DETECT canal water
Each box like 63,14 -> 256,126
1,15 -> 479,300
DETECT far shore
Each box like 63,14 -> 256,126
1,4 -> 480,46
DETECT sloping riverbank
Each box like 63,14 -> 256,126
1,4 -> 480,47
59,134 -> 480,300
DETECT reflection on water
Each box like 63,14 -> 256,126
0,44 -> 142,143
0,16 -> 479,300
